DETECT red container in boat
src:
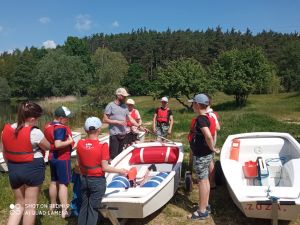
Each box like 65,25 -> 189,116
229,139 -> 240,161
242,161 -> 258,178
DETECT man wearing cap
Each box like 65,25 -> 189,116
103,88 -> 142,159
77,117 -> 127,225
125,98 -> 142,146
187,94 -> 219,220
44,106 -> 74,218
152,97 -> 174,141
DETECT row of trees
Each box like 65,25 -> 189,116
0,28 -> 299,106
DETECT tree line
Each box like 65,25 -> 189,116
0,27 -> 299,106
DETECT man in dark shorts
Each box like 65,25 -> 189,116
103,88 -> 142,159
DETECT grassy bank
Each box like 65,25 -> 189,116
1,92 -> 300,225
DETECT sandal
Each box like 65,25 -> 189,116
188,210 -> 209,220
192,204 -> 211,214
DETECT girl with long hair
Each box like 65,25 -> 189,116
1,101 -> 50,225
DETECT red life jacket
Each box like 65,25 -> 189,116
2,124 -> 34,162
187,114 -> 216,142
206,113 -> 216,137
156,107 -> 169,123
77,139 -> 106,176
127,109 -> 138,127
44,122 -> 73,160
187,117 -> 197,142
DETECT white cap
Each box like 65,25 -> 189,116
84,117 -> 102,131
126,99 -> 135,105
115,87 -> 130,96
161,97 -> 168,102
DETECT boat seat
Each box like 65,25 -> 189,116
282,158 -> 300,187
134,163 -> 174,173
142,172 -> 169,187
107,176 -> 130,188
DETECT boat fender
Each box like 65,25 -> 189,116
129,146 -> 179,164
142,172 -> 169,187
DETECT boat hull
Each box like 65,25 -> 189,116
101,141 -> 183,219
226,180 -> 300,220
221,132 -> 300,221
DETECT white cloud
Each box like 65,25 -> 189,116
42,40 -> 57,49
75,14 -> 91,31
39,17 -> 51,24
112,21 -> 119,28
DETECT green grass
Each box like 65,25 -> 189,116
1,92 -> 300,224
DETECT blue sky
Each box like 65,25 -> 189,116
0,0 -> 300,53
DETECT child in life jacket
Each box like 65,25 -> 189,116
152,97 -> 174,141
76,117 -> 128,225
44,106 -> 74,218
1,101 -> 50,225
125,98 -> 142,146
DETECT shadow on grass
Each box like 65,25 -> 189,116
213,101 -> 243,112
284,92 -> 300,99
146,107 -> 157,114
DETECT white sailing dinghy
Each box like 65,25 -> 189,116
220,132 -> 300,221
100,141 -> 184,221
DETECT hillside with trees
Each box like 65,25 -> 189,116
0,27 -> 299,106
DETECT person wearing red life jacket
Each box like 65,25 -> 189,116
152,97 -> 174,141
205,94 -> 221,189
187,94 -> 220,221
77,117 -> 127,225
1,101 -> 50,225
125,98 -> 142,146
44,106 -> 74,218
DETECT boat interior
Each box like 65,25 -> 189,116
223,136 -> 300,196
104,145 -> 182,197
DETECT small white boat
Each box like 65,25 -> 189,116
220,132 -> 300,221
100,141 -> 184,221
